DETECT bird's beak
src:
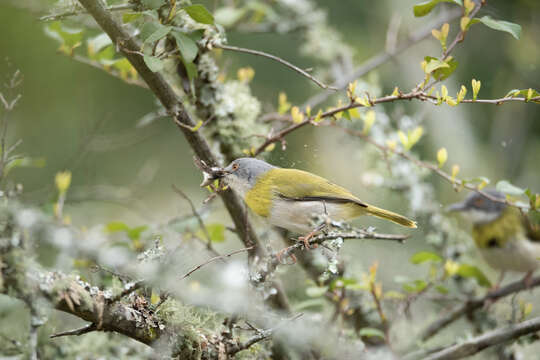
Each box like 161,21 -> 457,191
445,201 -> 467,212
199,167 -> 228,187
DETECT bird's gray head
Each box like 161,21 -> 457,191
447,189 -> 507,224
221,158 -> 275,197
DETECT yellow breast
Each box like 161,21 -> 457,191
472,208 -> 525,249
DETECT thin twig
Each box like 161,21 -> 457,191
40,3 -> 135,21
227,313 -> 304,355
72,54 -> 148,88
419,275 -> 540,342
50,323 -> 98,338
215,43 -> 337,90
421,316 -> 540,360
109,280 -> 145,304
180,246 -> 254,280
304,7 -> 462,108
330,124 -> 532,211
171,184 -> 221,258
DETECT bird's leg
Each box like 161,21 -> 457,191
298,223 -> 325,250
522,270 -> 534,289
493,271 -> 506,292
276,245 -> 297,265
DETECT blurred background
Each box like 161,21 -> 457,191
0,0 -> 539,356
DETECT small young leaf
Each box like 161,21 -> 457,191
410,251 -> 443,264
206,223 -> 225,242
413,0 -> 462,17
184,4 -> 214,24
359,328 -> 385,339
457,264 -> 491,287
122,12 -> 143,23
437,147 -> 448,168
106,221 -> 130,233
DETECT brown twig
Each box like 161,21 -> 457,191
304,8 -> 462,108
180,246 -> 254,280
214,43 -> 338,90
419,275 -> 540,342
421,316 -> 540,360
50,323 -> 98,339
171,184 -> 221,258
39,3 -> 135,21
227,313 -> 304,355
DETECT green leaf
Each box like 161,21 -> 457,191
474,16 -> 521,40
122,12 -> 143,23
496,180 -> 525,196
143,55 -> 165,72
410,251 -> 443,264
206,223 -> 225,242
44,21 -> 83,51
403,280 -> 428,293
172,31 -> 199,63
139,22 -> 161,42
413,0 -> 462,17
127,225 -> 148,241
87,33 -> 112,57
306,286 -> 328,298
184,4 -> 214,24
433,58 -> 458,80
435,285 -> 449,294
504,89 -> 540,103
106,221 -> 130,233
359,327 -> 385,339
145,25 -> 171,44
457,264 -> 491,287
424,56 -> 449,74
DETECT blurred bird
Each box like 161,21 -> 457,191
448,189 -> 540,285
206,158 -> 416,247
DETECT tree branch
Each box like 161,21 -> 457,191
420,275 -> 540,342
215,44 -> 337,90
76,0 -> 291,313
422,316 -> 540,360
304,7 -> 462,108
39,3 -> 135,22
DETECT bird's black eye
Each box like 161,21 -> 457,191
486,237 -> 500,248
232,163 -> 239,171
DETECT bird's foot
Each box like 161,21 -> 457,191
298,230 -> 318,250
276,246 -> 297,265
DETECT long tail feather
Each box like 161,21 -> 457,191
365,205 -> 417,228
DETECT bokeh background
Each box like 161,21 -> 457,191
0,0 -> 539,356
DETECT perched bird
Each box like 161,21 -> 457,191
448,190 -> 540,283
208,158 -> 416,245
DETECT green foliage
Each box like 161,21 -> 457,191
410,251 -> 443,264
122,12 -> 143,23
471,16 -> 522,40
505,88 -> 540,103
172,31 -> 199,63
496,180 -> 525,196
358,327 -> 385,339
456,264 -> 491,287
184,5 -> 215,25
44,21 -> 83,54
204,223 -> 225,242
106,221 -> 148,241
143,55 -> 165,72
413,0 -> 462,18
402,279 -> 428,293
3,157 -> 45,176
